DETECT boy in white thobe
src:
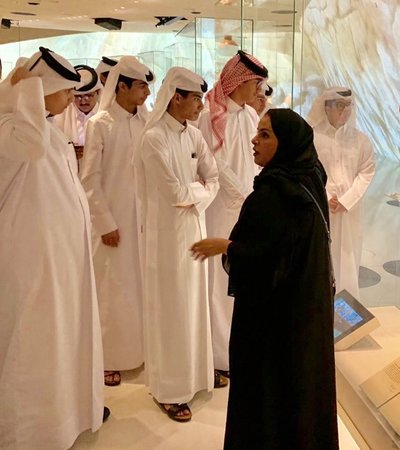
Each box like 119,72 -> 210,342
139,67 -> 219,422
197,51 -> 268,377
0,47 -> 105,450
80,56 -> 155,387
308,87 -> 375,299
53,64 -> 102,161
95,55 -> 118,86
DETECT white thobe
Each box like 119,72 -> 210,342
80,101 -> 145,370
197,98 -> 259,371
0,78 -> 104,450
140,112 -> 219,404
53,102 -> 99,146
314,123 -> 375,299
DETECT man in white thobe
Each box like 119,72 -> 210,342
197,51 -> 268,377
308,87 -> 375,299
80,56 -> 155,387
53,64 -> 102,161
0,47 -> 105,450
95,55 -> 118,86
139,67 -> 219,422
247,82 -> 275,117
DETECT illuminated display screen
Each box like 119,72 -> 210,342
334,297 -> 363,338
333,290 -> 376,343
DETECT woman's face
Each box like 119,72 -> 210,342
251,114 -> 278,167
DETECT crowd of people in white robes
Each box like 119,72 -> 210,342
0,44 -> 375,449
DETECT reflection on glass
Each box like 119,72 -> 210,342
299,0 -> 400,161
242,0 -> 296,108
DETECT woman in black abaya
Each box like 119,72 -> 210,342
191,109 -> 339,450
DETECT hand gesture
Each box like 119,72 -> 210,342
190,238 -> 231,261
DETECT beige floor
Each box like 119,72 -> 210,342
71,367 -> 226,450
71,367 -> 359,450
71,158 -> 400,450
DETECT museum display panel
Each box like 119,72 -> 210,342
336,307 -> 400,448
333,290 -> 380,351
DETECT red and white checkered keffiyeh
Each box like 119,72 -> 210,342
206,52 -> 266,151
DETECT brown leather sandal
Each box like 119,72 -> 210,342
216,369 -> 230,379
153,398 -> 192,422
214,370 -> 229,388
104,370 -> 121,386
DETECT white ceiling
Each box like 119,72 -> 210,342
0,0 -> 298,43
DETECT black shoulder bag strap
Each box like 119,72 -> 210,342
299,182 -> 336,293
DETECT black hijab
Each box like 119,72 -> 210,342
253,108 -> 328,212
225,108 -> 330,281
264,108 -> 317,173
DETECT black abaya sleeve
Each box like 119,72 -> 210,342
225,181 -> 309,296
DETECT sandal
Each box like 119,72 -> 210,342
216,369 -> 230,379
153,398 -> 192,422
104,370 -> 121,386
214,370 -> 229,388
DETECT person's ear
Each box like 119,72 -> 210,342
118,81 -> 128,93
171,92 -> 183,106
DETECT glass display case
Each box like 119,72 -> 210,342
242,0 -> 297,108
137,50 -> 166,108
195,17 -> 253,87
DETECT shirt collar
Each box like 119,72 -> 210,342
111,100 -> 138,120
227,96 -> 244,113
164,111 -> 187,133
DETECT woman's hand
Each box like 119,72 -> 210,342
190,238 -> 231,262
